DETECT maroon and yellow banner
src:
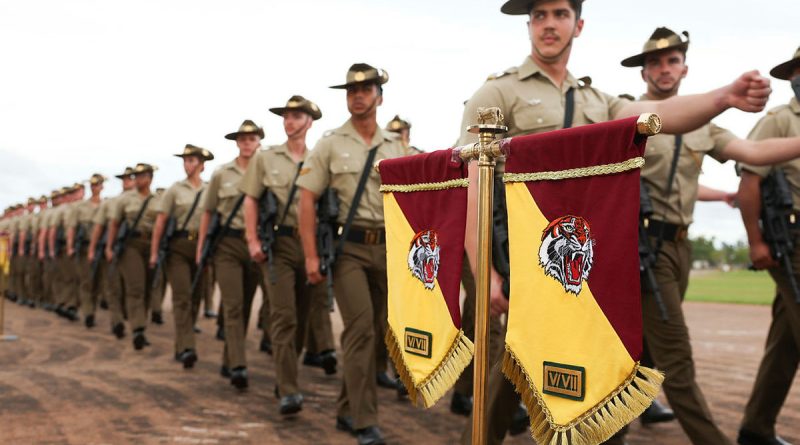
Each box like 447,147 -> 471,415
502,117 -> 664,444
0,235 -> 9,275
379,149 -> 473,408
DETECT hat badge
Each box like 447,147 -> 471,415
655,38 -> 670,49
354,71 -> 366,82
184,147 -> 192,155
202,149 -> 209,157
287,100 -> 300,107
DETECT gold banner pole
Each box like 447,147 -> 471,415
459,108 -> 508,445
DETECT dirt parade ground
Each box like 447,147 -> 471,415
0,294 -> 798,445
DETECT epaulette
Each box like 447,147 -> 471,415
618,93 -> 635,101
322,129 -> 335,137
486,67 -> 518,81
577,76 -> 592,87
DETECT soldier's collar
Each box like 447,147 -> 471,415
518,56 -> 578,89
339,119 -> 394,145
790,97 -> 800,114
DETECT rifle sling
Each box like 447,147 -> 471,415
336,145 -> 380,256
563,87 -> 575,130
129,195 -> 154,236
278,162 -> 304,227
652,134 -> 683,257
180,189 -> 204,232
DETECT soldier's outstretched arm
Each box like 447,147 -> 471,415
195,210 -> 211,265
617,70 -> 771,134
738,171 -> 777,269
697,184 -> 737,206
719,136 -> 800,166
298,188 -> 322,285
88,223 -> 102,261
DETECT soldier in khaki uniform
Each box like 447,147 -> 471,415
105,163 -> 158,350
24,196 -> 48,309
67,174 -> 105,328
148,187 -> 167,326
38,193 -> 58,311
50,185 -> 80,321
89,167 -> 135,338
16,198 -> 38,308
197,120 -> 263,390
150,144 -> 214,369
737,47 -> 800,445
241,95 -> 334,415
297,63 -> 406,445
5,206 -> 21,302
385,115 -> 423,155
457,1 -> 780,444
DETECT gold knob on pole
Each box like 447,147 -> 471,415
636,113 -> 662,136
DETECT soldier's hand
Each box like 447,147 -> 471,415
723,192 -> 738,208
726,71 -> 771,113
248,239 -> 266,263
305,255 -> 324,285
750,240 -> 778,270
489,270 -> 508,317
67,247 -> 75,258
148,252 -> 158,269
87,249 -> 95,263
104,247 -> 113,263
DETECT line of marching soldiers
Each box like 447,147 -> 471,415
0,63 -> 423,445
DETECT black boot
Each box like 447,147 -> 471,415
640,399 -> 675,425
178,349 -> 198,369
84,314 -> 96,329
737,429 -> 792,445
450,392 -> 472,416
112,322 -> 126,339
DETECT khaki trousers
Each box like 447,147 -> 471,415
304,281 -> 335,354
741,239 -> 800,437
55,255 -> 78,308
118,238 -> 153,332
24,257 -> 43,305
264,236 -> 323,396
77,247 -> 102,317
165,237 -> 204,353
104,257 -> 126,327
42,258 -> 55,305
214,236 -> 260,369
333,241 -> 387,430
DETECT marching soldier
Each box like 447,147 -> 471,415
197,120 -> 263,389
6,205 -> 22,303
25,196 -> 48,309
150,144 -> 214,369
737,46 -> 800,445
149,187 -> 168,326
621,29 -> 800,445
385,115 -> 423,155
89,167 -> 135,338
16,198 -> 38,308
456,1 -> 784,443
50,185 -> 80,321
38,192 -> 59,312
297,63 -> 406,445
105,163 -> 158,350
67,174 -> 105,328
241,94 -> 333,415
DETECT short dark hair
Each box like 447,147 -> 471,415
529,0 -> 583,20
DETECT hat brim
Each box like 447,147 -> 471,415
173,153 -> 214,161
114,174 -> 129,179
770,59 -> 800,80
269,106 -> 322,121
329,79 -> 387,90
500,0 -> 534,15
620,42 -> 689,67
225,130 -> 265,141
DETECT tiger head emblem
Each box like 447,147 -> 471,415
538,215 -> 594,295
408,230 -> 440,290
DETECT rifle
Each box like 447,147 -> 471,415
759,170 -> 800,303
72,223 -> 87,259
150,216 -> 176,290
54,226 -> 66,257
316,188 -> 339,309
491,178 -> 511,299
257,190 -> 279,283
639,181 -> 669,321
190,194 -> 246,296
109,195 -> 153,275
90,229 -> 107,282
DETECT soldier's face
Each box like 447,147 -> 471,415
641,50 -> 688,95
283,110 -> 312,138
91,183 -> 103,195
183,156 -> 204,176
134,173 -> 152,190
122,177 -> 134,191
528,0 -> 583,63
236,134 -> 260,159
346,83 -> 382,118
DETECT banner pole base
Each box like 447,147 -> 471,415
1,334 -> 18,342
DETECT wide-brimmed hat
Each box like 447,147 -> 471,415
386,115 -> 411,132
329,63 -> 389,89
38,195 -> 48,204
71,182 -> 85,192
89,173 -> 107,185
133,163 -> 158,175
770,47 -> 800,80
174,144 -> 214,161
621,27 -> 689,67
269,95 -> 322,120
225,120 -> 264,140
115,166 -> 134,180
27,197 -> 37,205
501,0 -> 584,15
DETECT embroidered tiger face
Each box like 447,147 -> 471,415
408,230 -> 440,290
538,215 -> 594,295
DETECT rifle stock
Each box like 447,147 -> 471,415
151,216 -> 176,290
760,170 -> 800,303
258,190 -> 279,283
639,181 -> 669,321
317,188 -> 339,310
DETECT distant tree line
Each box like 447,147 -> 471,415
690,236 -> 750,268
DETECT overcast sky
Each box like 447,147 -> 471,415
1,0 -> 797,244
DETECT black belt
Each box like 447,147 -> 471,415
173,230 -> 199,240
645,219 -> 689,242
275,225 -> 299,238
224,228 -> 245,238
343,227 -> 385,245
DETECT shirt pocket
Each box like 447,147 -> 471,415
582,106 -> 608,124
267,168 -> 291,189
330,157 -> 363,176
513,102 -> 560,133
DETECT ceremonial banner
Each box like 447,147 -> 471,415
502,117 -> 664,444
0,235 -> 8,275
380,148 -> 474,408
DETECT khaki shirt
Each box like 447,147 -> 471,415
296,119 -> 406,228
49,203 -> 72,229
157,179 -> 206,232
740,98 -> 800,209
201,159 -> 247,230
66,199 -> 101,230
240,143 -> 306,228
93,197 -> 120,226
641,96 -> 735,226
111,190 -> 157,233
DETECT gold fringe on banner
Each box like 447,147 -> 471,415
386,327 -> 475,408
502,347 -> 664,445
503,157 -> 645,184
379,178 -> 469,193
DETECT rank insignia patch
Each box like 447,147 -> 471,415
404,328 -> 432,359
543,362 -> 585,401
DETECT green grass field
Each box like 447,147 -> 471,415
686,269 -> 776,305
